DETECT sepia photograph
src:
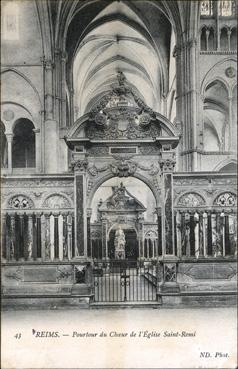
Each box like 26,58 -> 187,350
1,0 -> 237,368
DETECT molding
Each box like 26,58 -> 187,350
180,149 -> 236,156
200,51 -> 237,55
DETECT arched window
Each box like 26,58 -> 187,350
220,28 -> 229,50
12,119 -> 35,168
0,122 -> 7,168
200,27 -> 207,50
230,28 -> 237,50
208,28 -> 215,50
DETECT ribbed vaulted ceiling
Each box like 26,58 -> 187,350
68,1 -> 172,118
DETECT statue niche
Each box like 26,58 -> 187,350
92,182 -> 146,260
114,226 -> 126,259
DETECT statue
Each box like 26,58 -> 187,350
114,226 -> 126,259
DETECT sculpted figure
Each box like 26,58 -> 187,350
114,226 -> 126,259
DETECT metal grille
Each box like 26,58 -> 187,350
93,260 -> 157,302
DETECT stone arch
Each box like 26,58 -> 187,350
201,58 -> 237,96
1,69 -> 42,124
87,172 -> 160,209
175,191 -> 206,207
1,68 -> 42,107
145,230 -> 158,238
203,78 -> 229,97
213,159 -> 237,172
42,193 -> 73,209
1,102 -> 34,132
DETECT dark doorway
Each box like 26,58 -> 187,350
12,119 -> 35,168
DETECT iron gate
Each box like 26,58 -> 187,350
92,260 -> 157,302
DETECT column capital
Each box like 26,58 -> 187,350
41,57 -> 55,70
159,158 -> 176,173
87,208 -> 92,218
71,158 -> 88,173
5,133 -> 13,142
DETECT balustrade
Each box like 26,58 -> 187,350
1,212 -> 75,262
175,210 -> 237,258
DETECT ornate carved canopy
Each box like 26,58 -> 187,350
65,72 -> 180,151
98,182 -> 146,213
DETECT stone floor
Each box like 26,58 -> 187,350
1,307 -> 237,369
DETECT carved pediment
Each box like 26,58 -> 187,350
65,72 -> 180,150
85,72 -> 159,140
99,182 -> 146,213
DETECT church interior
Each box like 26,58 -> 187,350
1,0 -> 237,307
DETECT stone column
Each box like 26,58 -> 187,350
138,214 -> 144,259
87,209 -> 92,258
41,214 -> 46,261
176,212 -> 182,258
5,214 -> 11,261
10,214 -> 16,260
203,213 -> 208,257
156,207 -> 162,256
198,212 -> 204,257
216,212 -> 223,256
54,213 -> 59,260
62,213 -> 68,260
175,38 -> 200,171
227,29 -> 231,51
220,212 -> 225,256
207,211 -> 213,256
74,161 -> 88,258
36,213 -> 42,259
44,214 -> 51,260
159,156 -> 176,256
60,51 -> 68,127
33,128 -> 41,172
6,133 -> 13,174
159,154 -> 179,293
67,214 -> 73,259
2,215 -> 7,261
19,214 -> 25,261
101,216 -> 108,260
185,213 -> 191,256
224,214 -> 231,255
43,58 -> 58,173
194,212 -> 200,258
26,214 -> 33,260
228,95 -> 234,150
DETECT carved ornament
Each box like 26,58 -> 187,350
164,264 -> 176,282
214,192 -> 237,207
70,159 -> 88,172
225,67 -> 236,78
110,160 -> 137,177
98,183 -> 145,215
42,194 -> 72,209
177,193 -> 206,207
8,195 -> 34,209
159,158 -> 176,172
